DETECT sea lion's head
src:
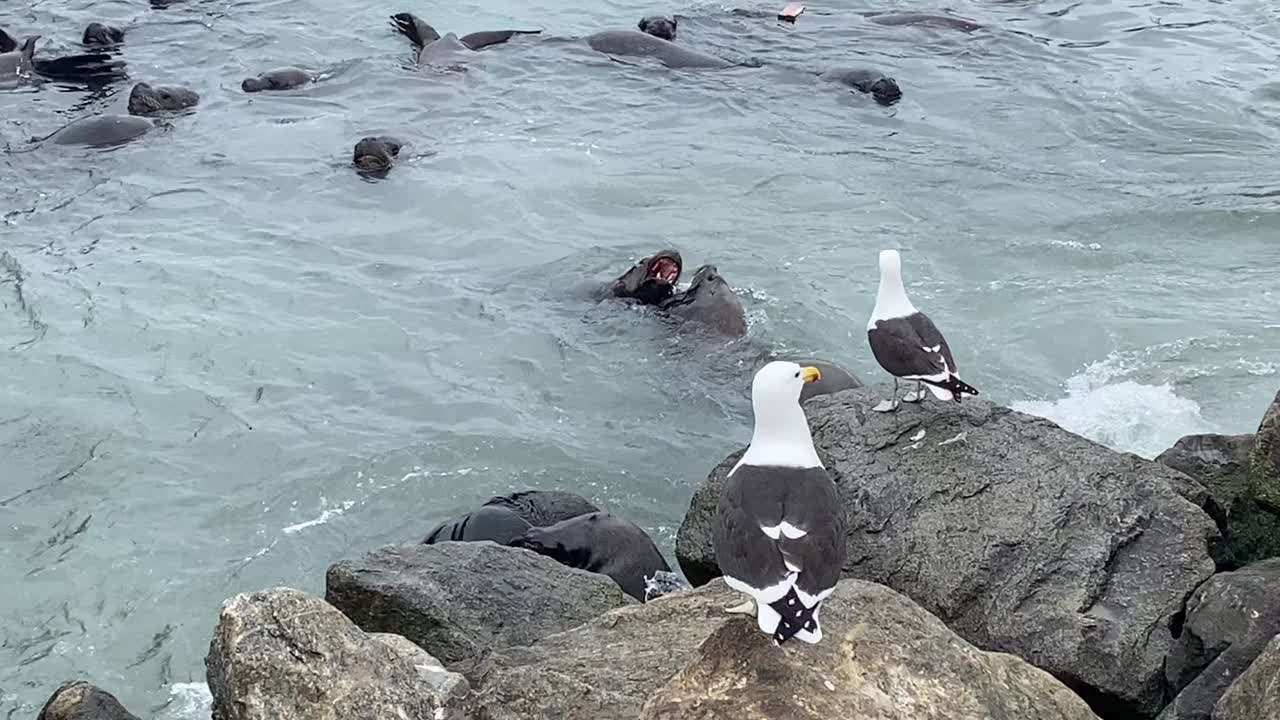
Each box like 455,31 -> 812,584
660,264 -> 748,337
82,22 -> 125,46
352,136 -> 403,178
127,82 -> 199,116
611,248 -> 683,305
638,16 -> 677,41
869,76 -> 902,106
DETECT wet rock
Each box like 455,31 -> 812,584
676,386 -> 1218,719
37,681 -> 140,720
466,577 -> 1101,720
1157,432 -> 1280,569
1249,391 -> 1280,512
325,541 -> 631,670
1211,632 -> 1280,720
1160,559 -> 1280,720
204,587 -> 467,720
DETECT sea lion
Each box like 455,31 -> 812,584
0,27 -> 18,53
482,489 -> 599,527
352,136 -> 403,178
241,66 -> 315,92
637,15 -> 677,41
0,34 -> 36,80
127,82 -> 198,116
82,22 -> 125,46
789,357 -> 864,403
45,115 -> 162,146
659,264 -> 749,338
603,249 -> 683,306
869,13 -> 983,33
821,67 -> 901,106
510,511 -> 671,602
389,12 -> 541,66
585,31 -> 748,69
422,505 -> 532,545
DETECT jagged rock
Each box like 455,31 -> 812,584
37,681 -> 140,720
325,541 -> 632,670
1212,632 -> 1280,720
465,577 -> 1101,720
1160,559 -> 1280,720
1158,432 -> 1280,569
204,587 -> 468,720
676,386 -> 1218,719
1249,391 -> 1280,512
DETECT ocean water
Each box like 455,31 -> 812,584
3,0 -> 1279,715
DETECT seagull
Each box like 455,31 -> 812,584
865,249 -> 978,412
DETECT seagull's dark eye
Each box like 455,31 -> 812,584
794,371 -> 800,378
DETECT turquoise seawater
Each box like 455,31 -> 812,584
3,0 -> 1279,715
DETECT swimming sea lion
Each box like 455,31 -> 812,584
127,81 -> 199,116
241,66 -> 315,92
821,67 -> 901,106
352,136 -> 403,178
45,115 -> 162,146
422,505 -> 532,545
0,34 -> 36,81
603,248 -> 683,306
0,27 -> 18,53
659,264 -> 749,337
510,511 -> 671,602
585,31 -> 748,69
869,13 -> 983,33
482,489 -> 599,527
83,22 -> 125,46
389,12 -> 541,65
637,15 -> 677,41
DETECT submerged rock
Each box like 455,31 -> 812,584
466,577 -> 1101,720
204,587 -> 467,720
676,386 -> 1218,719
1212,632 -> 1280,720
325,541 -> 631,670
1160,559 -> 1280,720
37,681 -> 140,720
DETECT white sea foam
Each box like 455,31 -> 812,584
154,683 -> 211,720
281,499 -> 356,535
1013,353 -> 1213,460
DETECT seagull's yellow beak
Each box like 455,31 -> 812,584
801,366 -> 822,384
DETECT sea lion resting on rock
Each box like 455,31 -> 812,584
510,511 -> 672,602
127,81 -> 199,116
586,30 -> 754,69
352,136 -> 403,178
484,489 -> 600,526
821,67 -> 901,106
601,248 -> 683,306
637,15 -> 678,41
422,489 -> 600,544
241,66 -> 316,92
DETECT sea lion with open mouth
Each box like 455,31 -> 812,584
601,248 -> 683,306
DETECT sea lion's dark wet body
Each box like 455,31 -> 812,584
422,505 -> 532,545
241,66 -> 314,92
869,13 -> 983,33
483,489 -> 599,527
510,511 -> 671,601
660,264 -> 749,338
602,249 -> 683,306
82,22 -> 125,47
0,29 -> 127,84
390,12 -> 541,69
585,31 -> 742,69
821,67 -> 902,106
0,34 -> 36,80
47,115 -> 161,146
352,136 -> 403,178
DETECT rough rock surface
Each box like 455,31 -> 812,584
1249,391 -> 1280,512
1157,432 -> 1280,569
325,541 -> 632,670
466,578 -> 1101,720
676,386 -> 1218,719
205,587 -> 468,720
1160,559 -> 1280,720
37,681 -> 140,720
1211,632 -> 1280,720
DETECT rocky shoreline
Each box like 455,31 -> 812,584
38,388 -> 1280,720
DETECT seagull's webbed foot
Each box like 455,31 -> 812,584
724,598 -> 756,616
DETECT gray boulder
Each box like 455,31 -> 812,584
676,386 -> 1218,719
1212,632 -> 1280,720
37,681 -> 140,720
1160,559 -> 1280,720
204,587 -> 468,720
325,541 -> 632,671
1249,390 -> 1280,512
466,577 -> 1101,720
1157,432 -> 1280,568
